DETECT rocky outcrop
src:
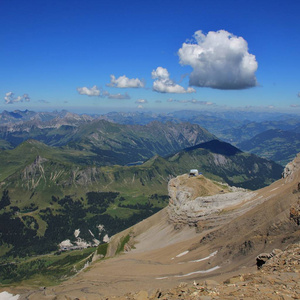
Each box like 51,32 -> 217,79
290,200 -> 300,225
167,174 -> 253,227
256,249 -> 282,269
22,156 -> 48,189
282,153 -> 300,181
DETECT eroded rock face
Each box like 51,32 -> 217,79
167,174 -> 252,227
290,200 -> 300,225
282,153 -> 300,181
256,249 -> 282,269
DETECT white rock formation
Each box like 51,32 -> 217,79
103,234 -> 110,243
282,153 -> 300,182
167,174 -> 253,226
59,239 -> 73,250
74,229 -> 80,238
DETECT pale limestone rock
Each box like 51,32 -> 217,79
282,153 -> 300,181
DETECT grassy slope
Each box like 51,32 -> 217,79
0,139 -> 283,212
0,247 -> 96,286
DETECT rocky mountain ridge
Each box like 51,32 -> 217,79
2,108 -> 300,166
0,118 -> 216,166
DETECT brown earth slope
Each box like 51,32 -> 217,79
5,155 -> 300,299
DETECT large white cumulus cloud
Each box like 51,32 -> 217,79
152,67 -> 195,94
178,30 -> 258,90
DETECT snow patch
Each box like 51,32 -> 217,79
155,265 -> 221,280
189,251 -> 218,263
176,250 -> 189,258
0,291 -> 19,300
174,266 -> 220,277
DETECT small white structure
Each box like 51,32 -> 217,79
189,169 -> 199,176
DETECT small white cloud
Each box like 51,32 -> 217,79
290,104 -> 300,108
77,85 -> 130,100
152,67 -> 196,94
107,75 -> 145,88
77,85 -> 101,96
137,104 -> 144,109
178,30 -> 258,90
108,92 -> 130,100
135,99 -> 148,104
4,92 -> 31,104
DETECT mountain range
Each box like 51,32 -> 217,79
1,109 -> 300,165
238,129 -> 300,166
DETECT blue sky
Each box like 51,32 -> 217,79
0,0 -> 299,114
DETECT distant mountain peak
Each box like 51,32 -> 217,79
184,139 -> 242,156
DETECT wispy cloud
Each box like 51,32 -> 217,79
135,99 -> 148,104
297,92 -> 300,97
178,30 -> 258,90
108,92 -> 131,100
106,75 -> 145,88
152,67 -> 196,94
167,98 -> 214,105
4,92 -> 31,104
38,99 -> 50,104
77,86 -> 130,100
